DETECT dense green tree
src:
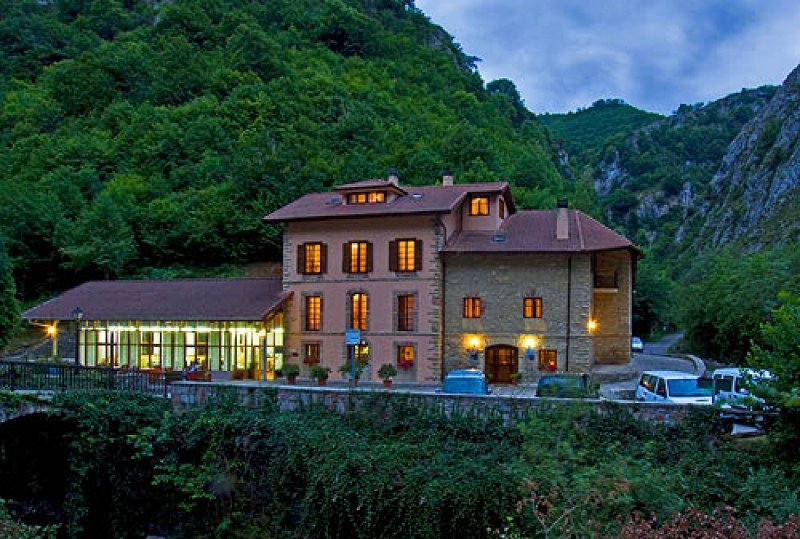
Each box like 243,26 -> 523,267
0,235 -> 20,350
59,193 -> 137,279
0,0 -> 575,301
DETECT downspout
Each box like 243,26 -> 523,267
436,215 -> 448,382
565,255 -> 572,372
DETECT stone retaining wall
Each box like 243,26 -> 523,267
170,381 -> 699,424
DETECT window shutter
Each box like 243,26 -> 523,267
388,240 -> 398,272
320,243 -> 328,274
366,242 -> 373,273
415,239 -> 423,271
297,244 -> 305,274
342,243 -> 350,273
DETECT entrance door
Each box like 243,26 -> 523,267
485,345 -> 518,383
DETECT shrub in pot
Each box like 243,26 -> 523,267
510,372 -> 522,386
283,363 -> 300,385
378,364 -> 398,388
310,365 -> 330,386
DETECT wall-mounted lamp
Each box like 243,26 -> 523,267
46,325 -> 57,337
466,335 -> 482,365
522,336 -> 538,361
587,319 -> 598,333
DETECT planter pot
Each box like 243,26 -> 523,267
383,379 -> 393,388
287,375 -> 297,385
317,378 -> 327,386
511,380 -> 519,386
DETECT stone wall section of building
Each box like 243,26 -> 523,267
592,250 -> 633,364
443,252 -> 596,379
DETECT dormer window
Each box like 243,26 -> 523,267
347,191 -> 386,204
469,196 -> 489,216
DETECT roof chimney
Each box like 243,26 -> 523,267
442,168 -> 454,186
387,167 -> 399,186
556,198 -> 569,240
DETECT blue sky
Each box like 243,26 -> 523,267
415,0 -> 800,114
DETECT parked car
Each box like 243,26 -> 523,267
536,373 -> 596,398
635,370 -> 713,405
438,368 -> 491,395
631,336 -> 644,353
711,367 -> 774,407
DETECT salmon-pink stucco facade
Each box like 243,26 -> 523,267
265,173 -> 639,383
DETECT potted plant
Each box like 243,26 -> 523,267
510,372 -> 522,386
378,364 -> 398,388
283,363 -> 300,385
339,362 -> 363,386
310,365 -> 330,386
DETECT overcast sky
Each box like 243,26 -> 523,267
415,0 -> 800,114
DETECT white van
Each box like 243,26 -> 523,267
711,368 -> 773,406
635,370 -> 713,405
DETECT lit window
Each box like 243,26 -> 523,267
347,191 -> 385,204
303,343 -> 320,364
523,297 -> 543,318
397,345 -> 415,368
499,200 -> 505,219
398,294 -> 415,331
353,342 -> 370,364
345,241 -> 369,273
350,293 -> 368,330
469,196 -> 489,216
305,296 -> 321,331
463,297 -> 481,318
303,243 -> 321,274
398,239 -> 416,271
538,349 -> 557,371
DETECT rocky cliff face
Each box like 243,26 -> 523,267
587,85 -> 776,254
700,64 -> 800,248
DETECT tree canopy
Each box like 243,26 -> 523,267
0,0 -> 572,303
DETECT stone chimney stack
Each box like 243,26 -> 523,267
556,198 -> 569,240
387,167 -> 399,186
442,168 -> 454,186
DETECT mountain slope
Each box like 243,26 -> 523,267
540,99 -> 663,161
0,0 -> 569,300
588,86 -> 777,255
699,64 -> 800,249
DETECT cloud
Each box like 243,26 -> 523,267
415,0 -> 800,113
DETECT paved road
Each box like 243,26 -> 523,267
644,332 -> 684,356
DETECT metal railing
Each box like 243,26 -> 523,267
0,359 -> 169,397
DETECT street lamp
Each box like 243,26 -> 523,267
72,307 -> 84,365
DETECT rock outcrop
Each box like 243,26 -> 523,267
701,64 -> 800,248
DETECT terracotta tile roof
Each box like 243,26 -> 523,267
23,279 -> 291,321
334,178 -> 406,192
443,210 -> 639,254
264,182 -> 513,222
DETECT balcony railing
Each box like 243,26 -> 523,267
0,359 -> 169,397
594,272 -> 619,290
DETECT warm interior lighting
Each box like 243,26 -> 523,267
523,336 -> 538,350
466,335 -> 482,350
587,319 -> 598,333
46,325 -> 57,336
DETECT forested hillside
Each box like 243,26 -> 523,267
551,72 -> 800,361
540,99 -> 662,164
0,0 -> 570,304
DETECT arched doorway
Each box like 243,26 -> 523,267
485,345 -> 518,383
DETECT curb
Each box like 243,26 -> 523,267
686,355 -> 706,376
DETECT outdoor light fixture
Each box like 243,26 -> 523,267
46,325 -> 57,337
523,336 -> 538,360
467,335 -> 481,365
587,319 -> 598,333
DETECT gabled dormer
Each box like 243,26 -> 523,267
335,170 -> 407,205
